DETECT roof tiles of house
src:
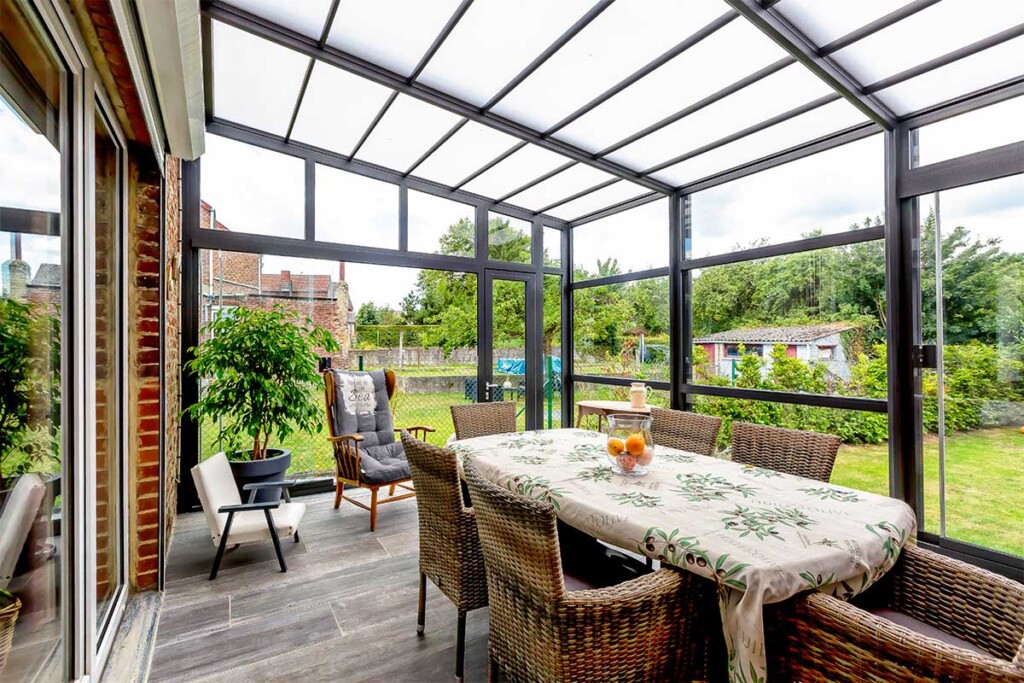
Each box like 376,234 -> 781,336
30,263 -> 61,287
260,272 -> 334,298
694,323 -> 854,344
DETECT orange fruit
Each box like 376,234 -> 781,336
607,438 -> 625,455
625,433 -> 646,456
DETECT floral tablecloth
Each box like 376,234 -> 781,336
451,428 -> 917,683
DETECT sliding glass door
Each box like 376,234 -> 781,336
916,174 -> 1024,559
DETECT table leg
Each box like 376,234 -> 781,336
575,406 -> 583,428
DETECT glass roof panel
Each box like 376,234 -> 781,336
608,63 -> 832,171
412,121 -> 520,186
290,62 -> 394,157
327,0 -> 464,77
462,144 -> 568,199
830,0 -> 1024,86
653,99 -> 867,187
772,0 -> 899,47
554,19 -> 787,153
915,95 -> 1024,167
549,180 -> 652,222
875,35 -> 1024,116
489,0 -> 725,132
228,0 -> 334,40
505,164 -> 615,211
416,0 -> 597,107
211,22 -> 309,136
354,94 -> 461,171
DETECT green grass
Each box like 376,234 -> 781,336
833,426 -> 1024,557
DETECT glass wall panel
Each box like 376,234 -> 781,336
690,244 -> 886,398
93,110 -> 121,634
407,190 -> 474,257
201,133 -> 305,238
543,226 -> 561,267
573,199 -> 667,280
315,165 -> 398,249
543,275 -> 562,429
487,212 -> 531,264
915,95 -> 1024,167
688,135 -> 883,257
573,382 -> 670,430
197,251 -> 478,459
691,397 -> 890,494
492,278 -> 528,432
0,2 -> 64,674
573,277 -> 670,382
917,176 -> 1024,558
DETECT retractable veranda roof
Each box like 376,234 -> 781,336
203,0 -> 1024,223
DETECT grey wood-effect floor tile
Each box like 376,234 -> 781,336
148,604 -> 340,682
153,595 -> 229,647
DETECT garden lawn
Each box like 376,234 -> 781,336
832,426 -> 1024,557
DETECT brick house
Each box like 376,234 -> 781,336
695,322 -> 856,381
198,200 -> 353,367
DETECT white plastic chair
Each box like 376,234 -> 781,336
191,453 -> 305,580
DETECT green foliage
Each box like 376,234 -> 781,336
355,301 -> 403,327
186,306 -> 339,460
355,324 -> 438,349
0,299 -> 60,489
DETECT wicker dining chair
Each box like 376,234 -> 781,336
730,421 -> 840,482
450,402 -> 516,440
400,432 -> 488,683
463,460 -> 710,683
764,543 -> 1024,682
649,407 -> 722,456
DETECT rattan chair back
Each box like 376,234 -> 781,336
730,421 -> 840,482
650,407 -> 722,456
450,402 -> 517,440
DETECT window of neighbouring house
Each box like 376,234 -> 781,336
819,345 -> 836,360
725,344 -> 762,358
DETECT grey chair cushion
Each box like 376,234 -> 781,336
330,369 -> 396,447
867,607 -> 990,657
359,441 -> 411,484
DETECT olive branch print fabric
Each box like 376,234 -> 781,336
455,428 -> 916,683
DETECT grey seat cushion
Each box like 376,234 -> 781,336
867,607 -> 990,657
359,442 -> 411,484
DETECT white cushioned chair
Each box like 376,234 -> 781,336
0,473 -> 46,589
191,453 -> 306,580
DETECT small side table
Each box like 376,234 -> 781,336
574,400 -> 651,432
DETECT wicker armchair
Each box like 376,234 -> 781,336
463,460 -> 709,683
649,407 -> 722,456
764,544 -> 1024,682
400,433 -> 488,683
323,368 -> 434,531
730,421 -> 840,482
450,402 -> 516,440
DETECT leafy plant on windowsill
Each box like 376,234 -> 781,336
185,306 -> 338,461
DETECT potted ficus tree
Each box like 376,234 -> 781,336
185,306 -> 338,502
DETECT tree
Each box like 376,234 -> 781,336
0,299 -> 33,490
356,302 -> 380,326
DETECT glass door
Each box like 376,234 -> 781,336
485,271 -> 540,431
916,175 -> 1024,559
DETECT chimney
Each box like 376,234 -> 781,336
2,259 -> 31,299
338,261 -> 345,281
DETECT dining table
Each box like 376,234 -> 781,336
450,428 -> 917,683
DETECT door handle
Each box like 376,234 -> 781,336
915,344 -> 938,369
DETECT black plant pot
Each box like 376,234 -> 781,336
228,449 -> 292,503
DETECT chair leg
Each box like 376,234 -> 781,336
416,571 -> 426,636
294,529 -> 301,544
209,512 -> 236,581
264,509 -> 287,573
455,610 -> 466,683
388,483 -> 396,496
333,481 -> 342,509
369,487 -> 379,532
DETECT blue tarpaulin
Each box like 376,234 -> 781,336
496,357 -> 561,375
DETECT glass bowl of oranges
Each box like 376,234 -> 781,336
605,414 -> 654,476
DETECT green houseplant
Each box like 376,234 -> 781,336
185,306 -> 338,500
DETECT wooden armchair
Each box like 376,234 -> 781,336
323,368 -> 434,531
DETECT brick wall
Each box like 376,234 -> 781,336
127,147 -> 164,590
164,157 -> 181,552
